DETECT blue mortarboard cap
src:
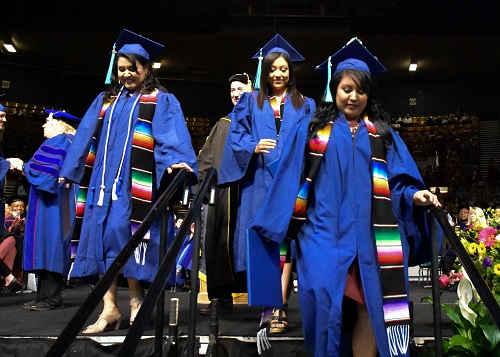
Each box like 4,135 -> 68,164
115,29 -> 164,61
45,109 -> 81,125
0,94 -> 5,112
251,34 -> 304,89
252,34 -> 305,62
105,29 -> 164,84
315,37 -> 386,102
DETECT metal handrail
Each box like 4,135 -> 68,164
46,170 -> 189,357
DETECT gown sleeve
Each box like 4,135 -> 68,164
59,93 -> 105,183
196,116 -> 230,183
24,134 -> 72,194
387,129 -> 438,265
152,92 -> 198,187
218,92 -> 257,185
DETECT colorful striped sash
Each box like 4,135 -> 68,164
286,120 -> 333,240
365,117 -> 410,356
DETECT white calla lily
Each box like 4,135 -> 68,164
457,269 -> 478,326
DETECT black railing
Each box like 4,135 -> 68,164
46,169 -> 193,357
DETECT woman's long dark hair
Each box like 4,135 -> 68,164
103,53 -> 167,103
308,69 -> 393,147
256,51 -> 305,110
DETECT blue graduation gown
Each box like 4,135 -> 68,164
23,134 -> 77,276
59,90 -> 197,283
250,114 -> 433,357
218,91 -> 316,273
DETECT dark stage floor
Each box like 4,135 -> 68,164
0,280 -> 458,356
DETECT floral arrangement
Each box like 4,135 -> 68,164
429,207 -> 500,356
451,207 -> 500,296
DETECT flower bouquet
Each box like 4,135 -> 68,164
426,207 -> 500,356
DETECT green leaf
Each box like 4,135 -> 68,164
441,303 -> 463,325
447,334 -> 474,349
480,323 -> 500,350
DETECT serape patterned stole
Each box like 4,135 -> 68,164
71,92 -> 157,246
286,120 -> 333,240
129,92 -> 156,238
364,117 -> 410,356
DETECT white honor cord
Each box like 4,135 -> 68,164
112,94 -> 141,200
97,86 -> 123,206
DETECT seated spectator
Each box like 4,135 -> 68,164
4,196 -> 27,233
0,233 -> 20,295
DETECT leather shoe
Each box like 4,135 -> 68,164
29,301 -> 65,311
21,300 -> 37,309
199,299 -> 233,315
1,277 -> 20,296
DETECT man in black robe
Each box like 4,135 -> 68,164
197,73 -> 253,314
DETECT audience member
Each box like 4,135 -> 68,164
0,233 -> 20,295
4,196 -> 27,233
250,37 -> 441,356
58,29 -> 197,333
218,34 -> 316,334
197,72 -> 254,315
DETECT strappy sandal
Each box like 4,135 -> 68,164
82,310 -> 122,334
269,307 -> 288,334
130,297 -> 144,325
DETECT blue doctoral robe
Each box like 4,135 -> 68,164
59,90 -> 197,283
250,114 -> 434,357
218,90 -> 316,273
23,134 -> 77,276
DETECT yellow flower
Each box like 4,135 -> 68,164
467,243 -> 477,255
494,264 -> 500,276
477,242 -> 486,256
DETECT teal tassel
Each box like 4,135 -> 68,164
104,43 -> 117,85
254,48 -> 263,90
324,56 -> 333,103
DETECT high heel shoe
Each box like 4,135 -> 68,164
129,297 -> 144,325
82,310 -> 122,334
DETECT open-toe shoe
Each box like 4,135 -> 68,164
129,297 -> 144,325
82,310 -> 122,334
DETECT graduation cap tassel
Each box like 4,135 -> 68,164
324,56 -> 333,103
104,43 -> 117,85
254,48 -> 263,90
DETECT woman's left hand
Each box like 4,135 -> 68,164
413,190 -> 442,207
167,162 -> 194,174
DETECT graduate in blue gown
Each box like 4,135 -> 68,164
8,110 -> 80,310
59,30 -> 197,333
250,38 -> 442,356
218,34 -> 316,332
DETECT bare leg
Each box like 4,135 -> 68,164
102,276 -> 119,315
281,262 -> 292,305
128,278 -> 145,324
269,262 -> 292,333
352,302 -> 377,357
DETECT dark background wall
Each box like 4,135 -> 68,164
1,61 -> 496,127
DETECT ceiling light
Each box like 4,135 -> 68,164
153,62 -> 161,69
3,44 -> 16,53
409,58 -> 417,71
